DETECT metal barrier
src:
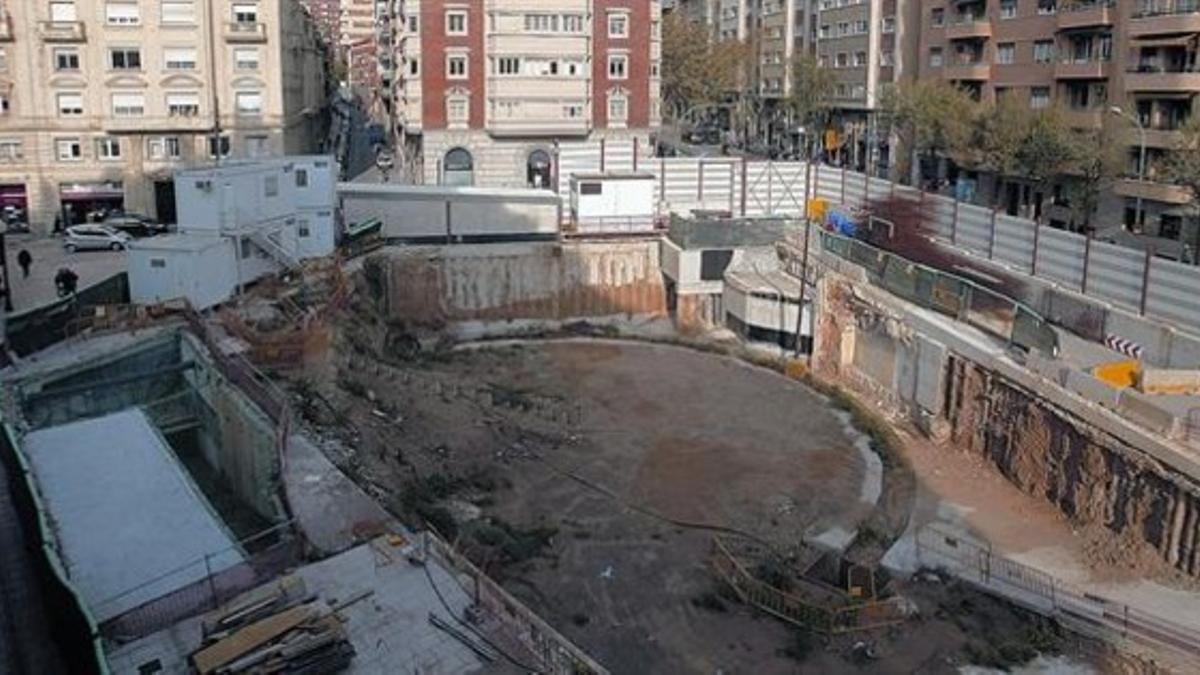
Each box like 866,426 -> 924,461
423,531 -> 609,675
915,524 -> 1200,665
813,229 -> 1060,356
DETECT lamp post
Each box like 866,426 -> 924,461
1111,105 -> 1148,233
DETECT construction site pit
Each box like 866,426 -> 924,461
287,337 -> 1129,673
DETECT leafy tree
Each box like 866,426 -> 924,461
787,54 -> 837,158
881,80 -> 978,186
1063,120 -> 1124,231
1161,118 -> 1200,257
661,12 -> 749,120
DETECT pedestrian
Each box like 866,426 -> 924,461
54,267 -> 78,297
16,249 -> 31,278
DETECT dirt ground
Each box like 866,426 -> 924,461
285,336 -> 1141,674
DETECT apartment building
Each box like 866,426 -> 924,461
917,0 -> 1200,238
0,0 -> 328,233
395,1 -> 662,188
813,0 -> 919,173
300,0 -> 341,46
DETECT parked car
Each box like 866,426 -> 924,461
102,212 -> 164,237
64,225 -> 131,252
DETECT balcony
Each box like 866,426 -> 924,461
224,21 -> 267,43
945,18 -> 992,40
1130,3 -> 1200,37
1115,178 -> 1192,205
1054,59 -> 1112,79
488,118 -> 591,138
1142,128 -> 1185,147
105,115 -> 214,134
1057,1 -> 1115,29
1125,68 -> 1200,92
38,21 -> 86,43
944,61 -> 991,81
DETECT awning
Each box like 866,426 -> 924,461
0,184 -> 26,207
59,181 -> 123,201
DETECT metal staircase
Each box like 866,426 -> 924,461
248,228 -> 301,270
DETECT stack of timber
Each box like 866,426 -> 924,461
190,576 -> 356,674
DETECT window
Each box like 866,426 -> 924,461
997,43 -> 1015,65
167,92 -> 200,116
264,175 -> 278,197
563,103 -> 585,119
563,14 -> 584,33
56,138 -> 82,161
1000,0 -> 1017,19
0,140 -> 24,161
406,14 -> 418,32
96,137 -> 121,160
232,3 -> 257,24
1033,40 -> 1055,64
54,48 -> 80,71
235,91 -> 262,114
161,0 -> 196,24
234,47 -> 259,71
112,92 -> 145,116
446,10 -> 467,35
1037,0 -> 1057,15
608,54 -> 628,79
295,168 -> 309,187
931,8 -> 944,27
930,47 -> 944,68
408,57 -> 420,76
150,258 -> 167,269
881,51 -> 895,67
1030,86 -> 1050,109
608,12 -> 628,38
164,47 -> 197,70
109,48 -> 142,70
524,14 -> 558,32
882,16 -> 895,33
854,51 -> 867,67
608,91 -> 628,124
447,54 -> 467,79
57,92 -> 83,116
50,1 -> 76,22
496,57 -> 520,75
446,95 -> 468,122
208,135 -> 231,158
147,136 -> 181,160
105,0 -> 140,25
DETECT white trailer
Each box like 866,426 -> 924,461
569,173 -> 657,235
127,234 -> 239,310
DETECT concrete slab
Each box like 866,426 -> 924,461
22,409 -> 243,621
104,538 -> 488,675
283,434 -> 400,555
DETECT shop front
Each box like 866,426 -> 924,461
58,181 -> 125,228
0,184 -> 29,231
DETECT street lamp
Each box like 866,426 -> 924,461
1110,105 -> 1148,233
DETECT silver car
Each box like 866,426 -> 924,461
64,225 -> 131,252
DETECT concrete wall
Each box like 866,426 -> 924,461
365,241 -> 667,327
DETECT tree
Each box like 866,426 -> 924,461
787,54 -> 837,158
1063,120 -> 1124,231
880,80 -> 978,186
1161,119 -> 1200,260
661,13 -> 749,120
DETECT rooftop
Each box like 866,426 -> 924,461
22,408 -> 244,621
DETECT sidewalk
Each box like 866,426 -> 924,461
4,234 -> 127,311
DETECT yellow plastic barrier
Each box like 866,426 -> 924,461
807,198 -> 828,222
1092,360 -> 1140,389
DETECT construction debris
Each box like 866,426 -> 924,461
191,575 -> 356,674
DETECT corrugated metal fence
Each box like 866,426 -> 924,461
552,139 -> 1200,335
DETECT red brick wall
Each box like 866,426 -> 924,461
421,0 -> 486,130
592,0 -> 652,129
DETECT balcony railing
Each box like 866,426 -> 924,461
224,21 -> 267,42
38,21 -> 87,42
1058,0 -> 1116,28
1133,0 -> 1200,19
1130,1 -> 1200,35
1054,57 -> 1112,78
946,17 -> 992,40
1125,66 -> 1200,91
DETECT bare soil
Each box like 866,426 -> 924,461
284,335 -> 1139,674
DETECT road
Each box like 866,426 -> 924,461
4,234 -> 127,311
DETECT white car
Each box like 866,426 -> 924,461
64,225 -> 131,252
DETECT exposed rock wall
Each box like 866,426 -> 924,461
365,242 -> 667,326
946,357 -> 1200,575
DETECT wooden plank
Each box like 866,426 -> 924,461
192,605 -> 316,674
